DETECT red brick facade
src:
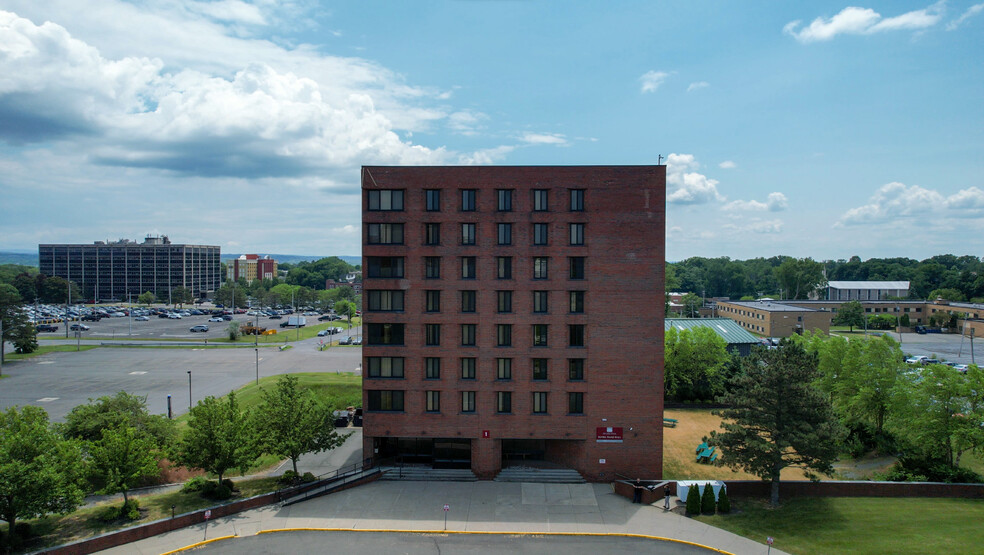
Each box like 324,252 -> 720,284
361,166 -> 666,481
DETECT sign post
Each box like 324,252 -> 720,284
203,509 -> 212,541
767,536 -> 774,554
443,503 -> 450,530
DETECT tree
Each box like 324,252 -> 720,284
62,391 -> 176,448
253,375 -> 351,475
775,258 -> 826,300
832,300 -> 865,332
334,300 -> 356,322
663,326 -> 731,401
137,291 -> 156,305
37,276 -> 76,304
214,282 -> 246,308
927,288 -> 966,302
832,335 -> 904,434
171,286 -> 194,307
0,406 -> 86,547
178,392 -> 254,484
0,284 -> 36,364
88,424 -> 161,506
889,364 -> 975,467
707,343 -> 845,506
680,293 -> 703,317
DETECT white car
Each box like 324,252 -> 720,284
905,356 -> 929,365
134,316 -> 150,321
167,313 -> 182,319
208,316 -> 224,322
953,364 -> 969,373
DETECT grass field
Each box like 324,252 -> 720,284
212,318 -> 361,344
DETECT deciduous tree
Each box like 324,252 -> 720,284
664,326 -> 731,401
177,392 -> 255,484
137,291 -> 156,305
832,300 -> 865,332
62,391 -> 176,448
88,424 -> 160,506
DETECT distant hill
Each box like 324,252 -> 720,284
222,254 -> 361,266
0,252 -> 38,266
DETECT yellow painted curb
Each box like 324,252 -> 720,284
159,534 -> 236,555
255,528 -> 733,554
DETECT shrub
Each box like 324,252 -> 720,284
717,487 -> 731,514
685,484 -> 701,516
13,522 -> 32,539
182,476 -> 208,493
199,480 -> 233,500
301,472 -> 316,483
880,455 -> 984,484
221,478 -> 235,491
278,470 -> 300,485
96,500 -> 141,522
700,483 -> 716,515
228,321 -> 241,341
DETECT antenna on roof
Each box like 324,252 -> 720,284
657,154 -> 664,165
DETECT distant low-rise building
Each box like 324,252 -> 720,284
825,281 -> 910,301
228,254 -> 277,283
717,300 -> 831,337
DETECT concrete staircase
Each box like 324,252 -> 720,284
494,467 -> 586,483
379,466 -> 478,482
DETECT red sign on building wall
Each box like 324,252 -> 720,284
596,427 -> 623,443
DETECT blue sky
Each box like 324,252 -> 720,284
1,1 -> 981,261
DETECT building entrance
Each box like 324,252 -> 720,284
375,437 -> 472,469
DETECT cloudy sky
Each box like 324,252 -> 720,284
1,1 -> 982,261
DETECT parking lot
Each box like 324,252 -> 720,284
873,330 -> 980,365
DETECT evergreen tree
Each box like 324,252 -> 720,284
700,483 -> 716,515
685,484 -> 701,515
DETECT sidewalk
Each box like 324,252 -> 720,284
101,480 -> 786,555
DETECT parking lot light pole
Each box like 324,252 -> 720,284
187,370 -> 192,409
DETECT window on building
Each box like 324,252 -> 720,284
425,189 -> 441,211
496,391 -> 512,413
461,257 -> 476,279
425,357 -> 440,379
368,390 -> 405,411
367,223 -> 404,244
497,223 -> 512,245
497,189 -> 513,211
533,291 -> 549,313
461,357 -> 476,379
533,324 -> 548,346
532,392 -> 548,414
426,391 -> 440,413
367,323 -> 404,345
425,324 -> 441,346
461,391 -> 476,413
461,223 -> 476,245
533,189 -> 549,211
460,290 -> 476,313
533,223 -> 549,246
568,392 -> 583,414
366,257 -> 404,278
425,290 -> 440,313
533,257 -> 549,279
497,358 -> 512,380
569,223 -> 584,246
569,324 -> 585,347
497,256 -> 513,279
461,324 -> 477,346
366,290 -> 404,311
497,291 -> 513,313
461,189 -> 476,211
569,291 -> 585,313
367,189 -> 404,211
424,223 -> 440,245
367,357 -> 405,378
497,324 -> 512,347
569,189 -> 584,211
568,359 -> 584,380
425,257 -> 440,279
532,358 -> 548,381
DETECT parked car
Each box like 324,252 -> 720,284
134,316 -> 150,321
906,356 -> 929,365
167,313 -> 182,319
69,323 -> 90,331
351,336 -> 363,345
190,324 -> 209,332
269,314 -> 282,319
222,314 -> 233,321
208,316 -> 224,322
953,364 -> 969,373
35,324 -> 58,332
81,314 -> 102,322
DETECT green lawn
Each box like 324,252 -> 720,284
211,318 -> 361,344
695,496 -> 984,555
4,344 -> 99,361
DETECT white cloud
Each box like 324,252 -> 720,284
331,224 -> 358,234
458,145 -> 516,165
723,192 -> 788,212
687,81 -> 709,92
723,220 -> 784,234
947,2 -> 984,30
447,110 -> 488,135
640,70 -> 670,93
836,182 -> 984,226
519,132 -> 568,146
190,0 -> 267,25
719,160 -> 736,169
784,3 -> 944,43
665,153 -> 725,205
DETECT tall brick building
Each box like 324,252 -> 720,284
361,166 -> 665,481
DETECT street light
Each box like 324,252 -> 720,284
187,370 -> 192,409
255,347 -> 259,385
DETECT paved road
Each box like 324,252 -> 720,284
850,330 -> 981,365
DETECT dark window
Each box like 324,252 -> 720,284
569,224 -> 584,246
568,359 -> 584,380
367,357 -> 405,378
569,291 -> 585,313
367,323 -> 404,345
497,223 -> 512,245
533,324 -> 548,346
367,223 -> 404,244
568,392 -> 583,414
426,189 -> 441,211
461,324 -> 477,346
425,324 -> 441,346
532,392 -> 548,414
496,256 -> 512,279
366,290 -> 404,311
497,291 -> 512,313
497,189 -> 513,211
425,257 -> 441,279
425,290 -> 441,313
497,358 -> 512,380
496,324 -> 512,347
368,390 -> 404,411
533,189 -> 549,211
424,223 -> 440,245
461,290 -> 476,312
569,257 -> 585,280
461,189 -> 476,211
532,358 -> 548,380
461,358 -> 476,379
461,391 -> 476,413
461,223 -> 476,245
533,291 -> 549,313
367,189 -> 404,211
461,257 -> 476,279
533,223 -> 549,246
367,257 -> 405,278
569,324 -> 585,347
497,391 -> 512,413
569,189 -> 584,211
425,357 -> 440,379
533,257 -> 549,279
426,391 -> 440,412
